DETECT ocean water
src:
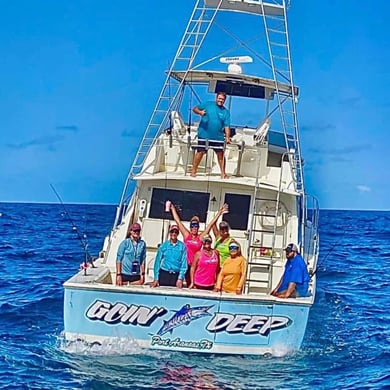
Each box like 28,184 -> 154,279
0,203 -> 389,389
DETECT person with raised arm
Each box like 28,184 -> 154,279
212,218 -> 233,266
169,202 -> 228,286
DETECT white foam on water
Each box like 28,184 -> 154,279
270,344 -> 292,357
57,333 -> 167,358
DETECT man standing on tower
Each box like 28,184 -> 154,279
191,92 -> 231,179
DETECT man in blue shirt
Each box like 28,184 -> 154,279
151,224 -> 188,288
191,92 -> 231,178
116,223 -> 147,286
271,243 -> 310,298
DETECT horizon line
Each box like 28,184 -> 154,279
0,200 -> 388,212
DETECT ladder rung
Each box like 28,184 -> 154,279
270,42 -> 287,48
248,261 -> 272,266
191,19 -> 213,23
246,279 -> 270,284
186,31 -> 206,36
265,14 -> 285,22
255,197 -> 277,202
249,243 -> 274,249
251,228 -> 275,233
253,213 -> 277,218
268,28 -> 286,34
273,55 -> 289,61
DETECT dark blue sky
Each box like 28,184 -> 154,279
0,0 -> 389,210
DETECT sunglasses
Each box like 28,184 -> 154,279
170,230 -> 179,234
229,245 -> 239,250
132,229 -> 141,233
190,223 -> 199,228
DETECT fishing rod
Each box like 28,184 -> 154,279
311,226 -> 348,276
50,184 -> 95,275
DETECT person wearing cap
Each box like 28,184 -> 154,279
169,202 -> 228,286
212,214 -> 233,266
271,243 -> 310,298
150,224 -> 188,288
214,240 -> 246,294
189,235 -> 220,290
116,223 -> 146,286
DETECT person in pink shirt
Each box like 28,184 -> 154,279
170,203 -> 228,286
189,235 -> 220,290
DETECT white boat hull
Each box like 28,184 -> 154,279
64,281 -> 312,355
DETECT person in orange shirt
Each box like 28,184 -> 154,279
214,241 -> 246,294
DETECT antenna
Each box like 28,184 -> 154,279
220,56 -> 253,74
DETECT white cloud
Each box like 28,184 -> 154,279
356,185 -> 371,193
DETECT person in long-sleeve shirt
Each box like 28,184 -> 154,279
150,225 -> 188,288
214,241 -> 246,294
116,223 -> 146,286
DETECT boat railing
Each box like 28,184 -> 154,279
135,131 -> 283,181
302,194 -> 320,270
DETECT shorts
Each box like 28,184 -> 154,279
194,284 -> 214,290
159,269 -> 180,287
122,274 -> 141,283
196,139 -> 224,152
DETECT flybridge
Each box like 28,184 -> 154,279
169,70 -> 299,99
204,0 -> 285,16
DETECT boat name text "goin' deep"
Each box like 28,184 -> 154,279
85,301 -> 291,335
206,313 -> 291,336
86,300 -> 167,326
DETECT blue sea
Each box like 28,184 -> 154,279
0,203 -> 389,389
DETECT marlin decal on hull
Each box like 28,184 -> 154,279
157,304 -> 213,336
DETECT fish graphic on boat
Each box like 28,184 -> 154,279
157,304 -> 213,336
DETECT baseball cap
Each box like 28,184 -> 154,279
130,223 -> 141,231
285,243 -> 298,253
169,224 -> 180,232
190,216 -> 200,223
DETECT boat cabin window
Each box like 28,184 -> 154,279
222,193 -> 250,230
149,188 -> 210,222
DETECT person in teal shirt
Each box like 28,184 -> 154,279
116,223 -> 146,286
151,225 -> 188,288
191,92 -> 231,178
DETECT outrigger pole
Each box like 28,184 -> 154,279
50,184 -> 95,275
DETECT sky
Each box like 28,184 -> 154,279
0,0 -> 389,210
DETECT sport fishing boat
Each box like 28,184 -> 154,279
63,0 -> 319,355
